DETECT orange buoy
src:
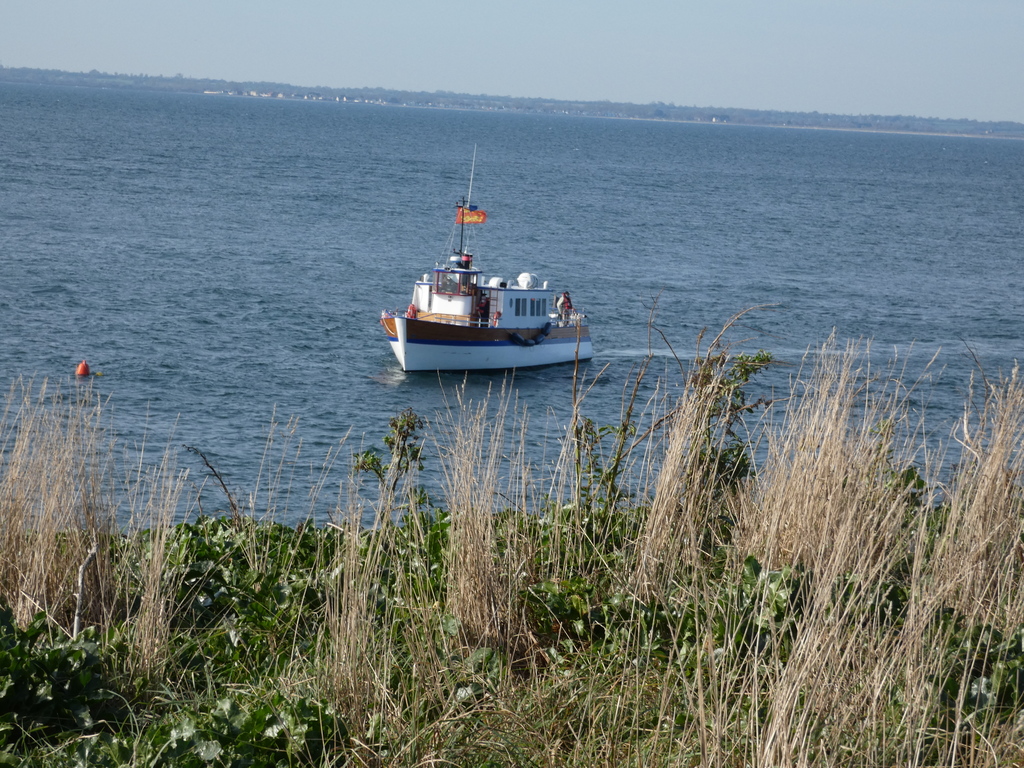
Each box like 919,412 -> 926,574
406,303 -> 418,319
76,360 -> 90,377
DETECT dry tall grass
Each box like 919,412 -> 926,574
337,337 -> 1022,767
436,384 -> 507,647
931,368 -> 1024,626
633,355 -> 729,597
118,439 -> 189,680
0,378 -> 117,631
324,491 -> 389,733
435,382 -> 538,654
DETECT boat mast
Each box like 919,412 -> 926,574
457,146 -> 477,257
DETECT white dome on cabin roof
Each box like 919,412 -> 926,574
517,273 -> 538,289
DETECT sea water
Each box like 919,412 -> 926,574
2,83 -> 1022,523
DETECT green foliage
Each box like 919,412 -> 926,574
163,517 -> 328,631
62,694 -> 345,768
152,518 -> 331,691
383,507 -> 450,605
0,607 -> 118,747
692,349 -> 774,494
353,408 -> 425,493
936,619 -> 1024,721
524,577 -> 596,642
522,556 -> 805,673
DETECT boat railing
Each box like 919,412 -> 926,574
553,310 -> 588,327
417,311 -> 483,327
403,308 -> 585,329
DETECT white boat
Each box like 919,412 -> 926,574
380,170 -> 593,372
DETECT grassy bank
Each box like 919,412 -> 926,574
1,335 -> 1023,767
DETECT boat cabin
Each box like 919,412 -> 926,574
408,253 -> 557,329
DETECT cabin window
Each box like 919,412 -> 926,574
512,297 -> 548,317
436,272 -> 460,295
435,271 -> 476,296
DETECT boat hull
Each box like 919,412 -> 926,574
381,316 -> 593,372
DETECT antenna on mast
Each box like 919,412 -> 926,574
466,144 -> 477,208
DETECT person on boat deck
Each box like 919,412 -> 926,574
476,295 -> 490,325
556,291 -> 573,318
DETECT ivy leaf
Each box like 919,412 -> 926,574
194,739 -> 223,762
441,614 -> 461,637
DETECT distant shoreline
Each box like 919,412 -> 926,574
359,98 -> 1024,142
3,65 -> 1022,140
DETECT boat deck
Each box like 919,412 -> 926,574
410,310 -> 588,329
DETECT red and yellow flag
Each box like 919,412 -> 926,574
456,206 -> 487,224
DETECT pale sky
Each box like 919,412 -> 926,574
2,0 -> 1022,123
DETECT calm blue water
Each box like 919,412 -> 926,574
2,83 -> 1022,521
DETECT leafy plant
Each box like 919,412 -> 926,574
936,618 -> 1024,720
65,694 -> 346,768
0,607 -> 119,745
691,348 -> 774,495
353,408 -> 426,494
